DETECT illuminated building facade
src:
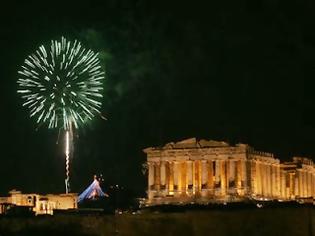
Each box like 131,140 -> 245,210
0,189 -> 78,215
144,138 -> 315,205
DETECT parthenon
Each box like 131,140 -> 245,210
143,138 -> 315,205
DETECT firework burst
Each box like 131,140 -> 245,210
17,36 -> 105,130
17,36 -> 105,193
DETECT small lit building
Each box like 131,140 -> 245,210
143,138 -> 315,206
0,189 -> 78,215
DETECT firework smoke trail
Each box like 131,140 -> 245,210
65,130 -> 70,193
17,37 -> 105,193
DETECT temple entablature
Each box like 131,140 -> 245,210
143,138 -> 315,206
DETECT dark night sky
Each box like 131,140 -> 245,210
1,0 -> 315,197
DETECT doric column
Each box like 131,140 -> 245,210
208,160 -> 214,190
255,161 -> 261,195
307,172 -> 311,197
180,162 -> 187,193
169,162 -> 174,193
201,160 -> 208,188
160,161 -> 166,187
262,163 -> 268,197
250,160 -> 256,195
154,162 -> 161,191
276,165 -> 281,197
177,162 -> 182,192
187,161 -> 193,191
266,164 -> 271,197
148,162 -> 155,200
241,160 -> 247,190
226,160 -> 230,190
229,160 -> 236,187
215,160 -> 221,188
270,164 -> 276,198
303,171 -> 307,197
294,172 -> 299,197
236,160 -> 242,190
290,173 -> 295,198
221,160 -> 226,195
280,170 -> 286,199
298,170 -> 302,197
311,173 -> 315,197
173,161 -> 179,191
194,160 -> 201,192
148,162 -> 155,190
165,162 -> 170,192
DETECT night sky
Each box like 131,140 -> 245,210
1,0 -> 315,197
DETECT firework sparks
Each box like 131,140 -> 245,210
17,37 -> 105,193
17,36 -> 105,130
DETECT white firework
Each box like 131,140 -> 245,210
17,36 -> 105,130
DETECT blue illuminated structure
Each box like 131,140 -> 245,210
78,176 -> 106,203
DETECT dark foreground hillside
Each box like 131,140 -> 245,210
0,206 -> 314,236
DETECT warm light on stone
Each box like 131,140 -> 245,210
143,138 -> 315,206
0,190 -> 77,215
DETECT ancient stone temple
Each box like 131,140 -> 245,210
143,138 -> 315,206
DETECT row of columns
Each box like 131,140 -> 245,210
251,161 -> 315,199
251,161 -> 280,198
148,159 -> 247,198
148,159 -> 315,201
293,170 -> 315,198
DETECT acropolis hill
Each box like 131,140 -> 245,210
143,138 -> 315,206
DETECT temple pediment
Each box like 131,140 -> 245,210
167,138 -> 230,149
144,138 -> 315,206
144,138 -> 231,153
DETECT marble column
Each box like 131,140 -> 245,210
177,162 -> 182,192
160,161 -> 166,188
307,172 -> 311,197
262,163 -> 268,197
208,160 -> 214,190
236,160 -> 242,190
250,160 -> 256,195
229,160 -> 236,185
226,160 -> 230,190
271,165 -> 275,197
304,171 -> 307,197
255,161 -> 261,195
280,170 -> 286,199
180,162 -> 187,193
221,160 -> 226,195
215,160 -> 221,188
266,164 -> 271,197
169,162 -> 174,193
147,162 -> 155,200
165,162 -> 170,192
241,160 -> 247,191
186,161 -> 193,191
298,170 -> 302,197
276,166 -> 281,197
290,173 -> 295,198
201,160 -> 208,188
173,161 -> 179,191
154,162 -> 161,191
311,173 -> 315,197
294,172 -> 299,197
194,160 -> 201,192
148,162 -> 155,191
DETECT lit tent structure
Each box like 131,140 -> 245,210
78,176 -> 107,203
